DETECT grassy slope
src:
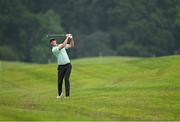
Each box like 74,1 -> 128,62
0,56 -> 179,121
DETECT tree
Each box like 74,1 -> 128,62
0,0 -> 179,62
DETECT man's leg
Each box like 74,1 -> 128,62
64,64 -> 72,97
58,66 -> 65,96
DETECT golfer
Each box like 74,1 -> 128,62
50,34 -> 74,99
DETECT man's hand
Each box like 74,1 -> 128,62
69,34 -> 73,39
66,34 -> 73,39
66,34 -> 70,38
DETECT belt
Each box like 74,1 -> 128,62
58,63 -> 71,67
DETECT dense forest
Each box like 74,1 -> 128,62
0,0 -> 179,63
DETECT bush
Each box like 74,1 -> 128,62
117,42 -> 152,57
0,46 -> 19,61
31,45 -> 56,64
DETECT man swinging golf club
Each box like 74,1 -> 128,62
49,34 -> 74,99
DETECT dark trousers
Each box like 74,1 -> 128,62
57,63 -> 72,96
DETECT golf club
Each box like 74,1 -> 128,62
46,34 -> 66,38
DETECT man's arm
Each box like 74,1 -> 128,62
69,37 -> 74,48
58,35 -> 69,49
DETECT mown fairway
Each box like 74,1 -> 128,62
0,56 -> 179,121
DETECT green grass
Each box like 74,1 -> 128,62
0,56 -> 180,121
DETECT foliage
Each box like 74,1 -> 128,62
0,46 -> 18,60
0,0 -> 179,63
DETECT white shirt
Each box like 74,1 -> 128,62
52,44 -> 71,65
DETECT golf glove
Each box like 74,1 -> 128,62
69,35 -> 73,39
66,34 -> 73,39
68,34 -> 73,39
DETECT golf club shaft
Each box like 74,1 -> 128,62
46,34 -> 66,38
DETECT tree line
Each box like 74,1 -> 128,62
0,0 -> 179,63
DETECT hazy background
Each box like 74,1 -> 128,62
0,0 -> 179,63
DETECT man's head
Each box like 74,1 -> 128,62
50,38 -> 57,46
